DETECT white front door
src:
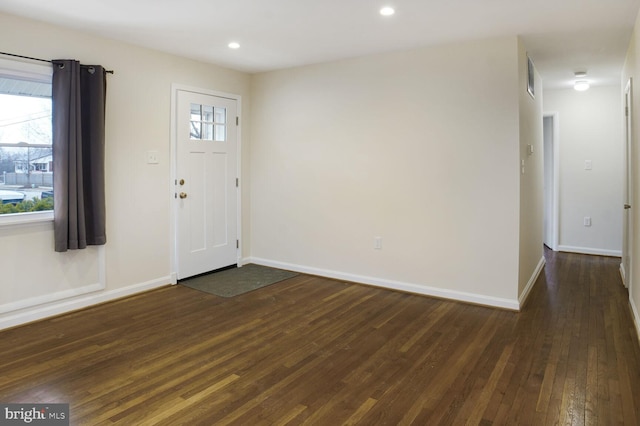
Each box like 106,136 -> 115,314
176,90 -> 238,280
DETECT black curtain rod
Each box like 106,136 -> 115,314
0,51 -> 114,74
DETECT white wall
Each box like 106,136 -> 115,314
622,10 -> 640,340
544,86 -> 623,256
249,36 -> 523,308
0,15 -> 548,326
0,12 -> 251,329
518,40 -> 545,301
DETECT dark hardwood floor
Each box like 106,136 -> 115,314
1,250 -> 639,425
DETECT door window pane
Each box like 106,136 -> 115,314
203,123 -> 214,141
190,103 -> 201,139
203,105 -> 214,122
190,103 -> 201,121
214,107 -> 226,124
189,103 -> 226,141
214,125 -> 226,142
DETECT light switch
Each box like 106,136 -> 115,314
374,237 -> 382,250
585,160 -> 592,170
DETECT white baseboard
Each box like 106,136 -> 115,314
247,257 -> 520,311
557,245 -> 622,257
620,263 -> 629,288
0,282 -> 105,315
519,256 -> 546,307
0,276 -> 171,331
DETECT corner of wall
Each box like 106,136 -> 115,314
518,256 -> 546,309
517,38 -> 545,299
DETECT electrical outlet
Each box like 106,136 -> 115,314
584,217 -> 591,227
146,150 -> 159,164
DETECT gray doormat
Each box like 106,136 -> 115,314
179,264 -> 298,297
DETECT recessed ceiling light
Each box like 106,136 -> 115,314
574,80 -> 590,91
228,42 -> 240,49
380,6 -> 395,16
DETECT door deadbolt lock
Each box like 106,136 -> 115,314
624,204 -> 632,209
179,179 -> 185,186
179,192 -> 188,199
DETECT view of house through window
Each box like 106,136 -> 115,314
0,72 -> 53,215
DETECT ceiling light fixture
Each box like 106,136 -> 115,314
574,80 -> 590,91
228,42 -> 240,49
380,6 -> 395,16
573,71 -> 589,91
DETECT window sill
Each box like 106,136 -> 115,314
0,211 -> 53,227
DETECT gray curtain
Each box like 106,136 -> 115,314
52,60 -> 107,252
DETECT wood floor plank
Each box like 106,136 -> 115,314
585,345 -> 599,424
342,397 -> 378,425
271,404 -> 308,426
133,374 -> 240,426
1,249 -> 640,424
462,342 -> 514,424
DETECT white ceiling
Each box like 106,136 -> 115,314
1,0 -> 639,90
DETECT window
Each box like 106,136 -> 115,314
0,59 -> 53,223
190,103 -> 226,141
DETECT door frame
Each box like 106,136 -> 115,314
622,78 -> 634,291
543,112 -> 560,251
169,84 -> 243,283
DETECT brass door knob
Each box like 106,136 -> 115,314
179,192 -> 187,199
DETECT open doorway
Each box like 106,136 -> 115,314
543,113 -> 559,250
